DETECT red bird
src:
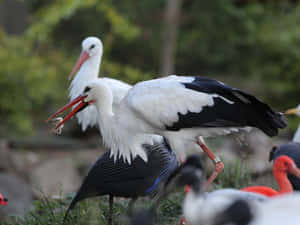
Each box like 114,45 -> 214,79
0,193 -> 8,206
241,155 -> 300,197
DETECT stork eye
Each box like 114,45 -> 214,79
84,86 -> 91,93
89,44 -> 95,50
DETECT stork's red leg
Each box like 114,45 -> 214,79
179,156 -> 191,193
178,216 -> 188,225
196,136 -> 224,190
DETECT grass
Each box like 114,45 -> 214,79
2,159 -> 252,225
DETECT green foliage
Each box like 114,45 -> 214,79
1,163 -> 254,225
0,33 -> 70,135
2,193 -> 183,225
1,0 -> 300,135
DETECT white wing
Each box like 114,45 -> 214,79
101,77 -> 132,106
125,75 -> 225,130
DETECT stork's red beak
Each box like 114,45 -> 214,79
68,50 -> 90,80
289,163 -> 300,178
46,95 -> 90,132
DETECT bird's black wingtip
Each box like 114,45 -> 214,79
214,199 -> 253,225
263,112 -> 288,137
276,112 -> 288,129
269,145 -> 278,162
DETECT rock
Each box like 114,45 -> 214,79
29,158 -> 81,196
0,173 -> 33,219
0,140 -> 14,172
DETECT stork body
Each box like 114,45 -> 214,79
241,155 -> 300,196
53,76 -> 286,162
50,75 -> 286,188
64,140 -> 178,224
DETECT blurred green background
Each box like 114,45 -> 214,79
1,0 -> 300,136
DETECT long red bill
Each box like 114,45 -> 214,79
68,50 -> 90,80
46,95 -> 86,123
51,100 -> 88,132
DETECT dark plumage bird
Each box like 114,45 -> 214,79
269,142 -> 300,190
130,155 -> 267,225
63,140 -> 178,225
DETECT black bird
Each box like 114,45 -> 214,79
130,154 -> 267,225
269,142 -> 300,190
63,140 -> 178,225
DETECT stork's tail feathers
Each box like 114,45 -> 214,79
261,111 -> 287,137
236,90 -> 287,137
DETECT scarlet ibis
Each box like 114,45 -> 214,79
241,155 -> 300,196
0,193 -> 7,206
213,193 -> 300,225
64,140 -> 178,225
267,105 -> 300,190
269,143 -> 300,190
130,155 -> 267,225
48,76 -> 286,187
68,36 -> 132,131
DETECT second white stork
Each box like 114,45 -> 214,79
49,75 -> 287,186
68,36 -> 132,131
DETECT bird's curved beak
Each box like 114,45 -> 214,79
285,108 -> 299,115
288,164 -> 300,178
46,95 -> 92,132
68,50 -> 90,80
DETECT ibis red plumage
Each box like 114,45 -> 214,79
268,105 -> 300,190
241,155 -> 300,196
0,193 -> 7,206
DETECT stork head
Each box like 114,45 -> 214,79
273,155 -> 300,178
69,37 -> 103,80
82,80 -> 112,104
285,104 -> 300,116
46,80 -> 112,131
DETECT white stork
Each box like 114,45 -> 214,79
48,75 -> 287,187
68,36 -> 132,131
50,36 -> 164,161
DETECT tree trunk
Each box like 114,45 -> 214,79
160,0 -> 182,76
0,0 -> 29,35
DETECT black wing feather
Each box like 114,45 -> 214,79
167,77 -> 287,137
66,140 -> 178,211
